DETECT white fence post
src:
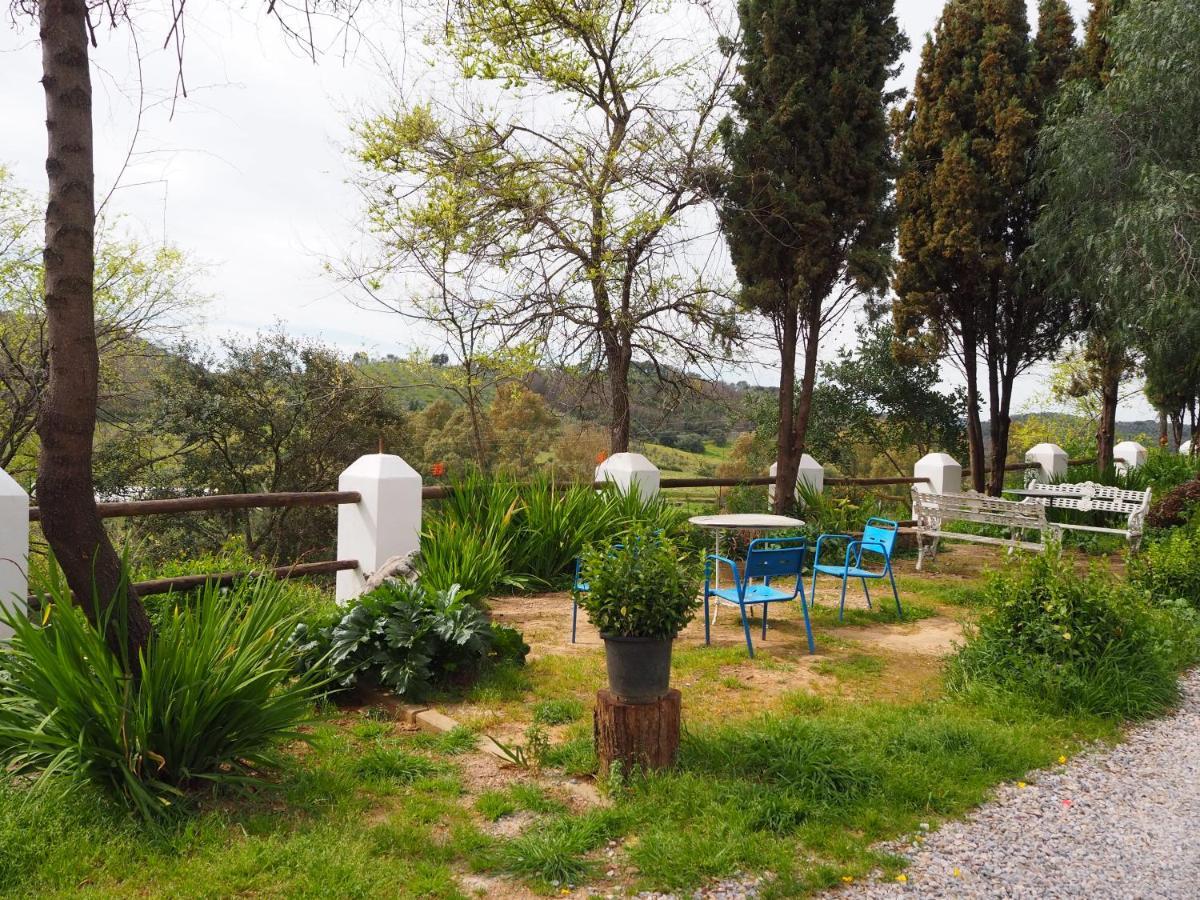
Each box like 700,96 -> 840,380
1113,440 -> 1147,475
767,455 -> 825,508
914,452 -> 962,497
0,468 -> 28,640
595,452 -> 660,499
336,454 -> 422,604
1025,442 -> 1068,484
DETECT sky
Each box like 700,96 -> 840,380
2,0 -> 1147,420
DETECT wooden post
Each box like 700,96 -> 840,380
594,688 -> 681,776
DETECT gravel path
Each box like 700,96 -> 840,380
837,669 -> 1200,899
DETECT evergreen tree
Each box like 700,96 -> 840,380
894,0 -> 1076,493
719,0 -> 906,513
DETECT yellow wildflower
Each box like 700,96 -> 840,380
896,874 -> 908,883
952,868 -> 961,878
1017,781 -> 1027,789
1058,755 -> 1067,764
842,875 -> 854,883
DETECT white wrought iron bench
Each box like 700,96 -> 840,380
911,488 -> 1054,570
1020,481 -> 1151,550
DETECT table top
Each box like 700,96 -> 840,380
687,513 -> 805,530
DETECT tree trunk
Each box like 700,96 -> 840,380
593,688 -> 680,776
605,337 -> 632,454
987,373 -> 1015,497
1158,408 -> 1169,448
37,0 -> 151,665
962,331 -> 986,492
773,306 -> 799,514
1096,348 -> 1122,477
789,303 -> 822,480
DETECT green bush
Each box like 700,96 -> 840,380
1130,525 -> 1200,609
576,525 -> 702,639
948,549 -> 1195,718
417,472 -> 694,600
0,569 -> 318,819
291,580 -> 528,700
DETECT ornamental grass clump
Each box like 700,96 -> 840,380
576,525 -> 702,639
948,548 -> 1196,719
0,568 -> 319,819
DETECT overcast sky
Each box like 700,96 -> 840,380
3,0 -> 1146,419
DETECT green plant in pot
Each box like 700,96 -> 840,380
576,525 -> 702,702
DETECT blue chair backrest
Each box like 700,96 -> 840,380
744,537 -> 806,581
860,518 -> 899,559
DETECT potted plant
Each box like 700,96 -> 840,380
576,525 -> 702,703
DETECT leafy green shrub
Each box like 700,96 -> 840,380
948,549 -> 1194,718
0,569 -> 318,819
1147,477 -> 1200,529
417,472 -> 694,600
1130,525 -> 1200,609
291,580 -> 528,700
576,525 -> 702,639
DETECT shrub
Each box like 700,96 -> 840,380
1129,525 -> 1200,609
576,525 -> 702,639
291,580 -> 528,700
948,549 -> 1193,718
1146,477 -> 1200,529
0,569 -> 318,819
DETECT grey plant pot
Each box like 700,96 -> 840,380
601,634 -> 674,703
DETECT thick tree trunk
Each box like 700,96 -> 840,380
1096,353 -> 1121,477
962,331 -> 986,492
773,306 -> 799,514
605,337 -> 632,454
987,373 -> 1016,497
1158,408 -> 1169,448
37,0 -> 151,664
789,305 -> 822,479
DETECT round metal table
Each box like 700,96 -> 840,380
688,513 -> 805,622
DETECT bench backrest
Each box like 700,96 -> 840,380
1024,481 -> 1151,517
912,488 -> 1049,531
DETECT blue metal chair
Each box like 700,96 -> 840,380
704,536 -> 813,656
570,557 -> 588,642
811,518 -> 902,622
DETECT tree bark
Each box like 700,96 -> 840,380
773,304 -> 799,514
962,331 -> 986,492
605,336 -> 632,454
1096,350 -> 1121,478
789,303 -> 822,487
37,0 -> 151,664
594,688 -> 680,776
987,372 -> 1016,497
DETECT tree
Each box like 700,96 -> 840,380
719,0 -> 905,513
1037,0 -> 1199,472
351,0 -> 737,455
0,169 -> 201,482
19,0 -> 353,661
489,385 -> 560,475
894,0 -> 1077,494
140,331 -> 410,563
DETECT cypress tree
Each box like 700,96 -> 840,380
719,0 -> 906,513
894,0 -> 1076,493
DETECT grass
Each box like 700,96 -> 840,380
0,544 -> 1178,898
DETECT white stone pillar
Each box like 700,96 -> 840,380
1025,442 -> 1068,484
914,452 -> 963,496
1113,440 -> 1147,475
336,454 -> 422,604
0,468 -> 28,641
767,455 -> 825,507
595,452 -> 660,499
1180,439 -> 1193,456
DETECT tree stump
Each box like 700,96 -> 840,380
593,688 -> 681,776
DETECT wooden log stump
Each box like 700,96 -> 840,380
594,688 -> 681,776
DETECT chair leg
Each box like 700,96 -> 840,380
571,598 -> 578,643
704,592 -> 711,645
761,604 -> 768,639
810,569 -> 819,606
860,577 -> 872,610
838,576 -> 850,623
740,604 -> 755,658
799,586 -> 815,655
887,563 -> 902,619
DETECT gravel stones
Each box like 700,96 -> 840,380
835,670 -> 1200,898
